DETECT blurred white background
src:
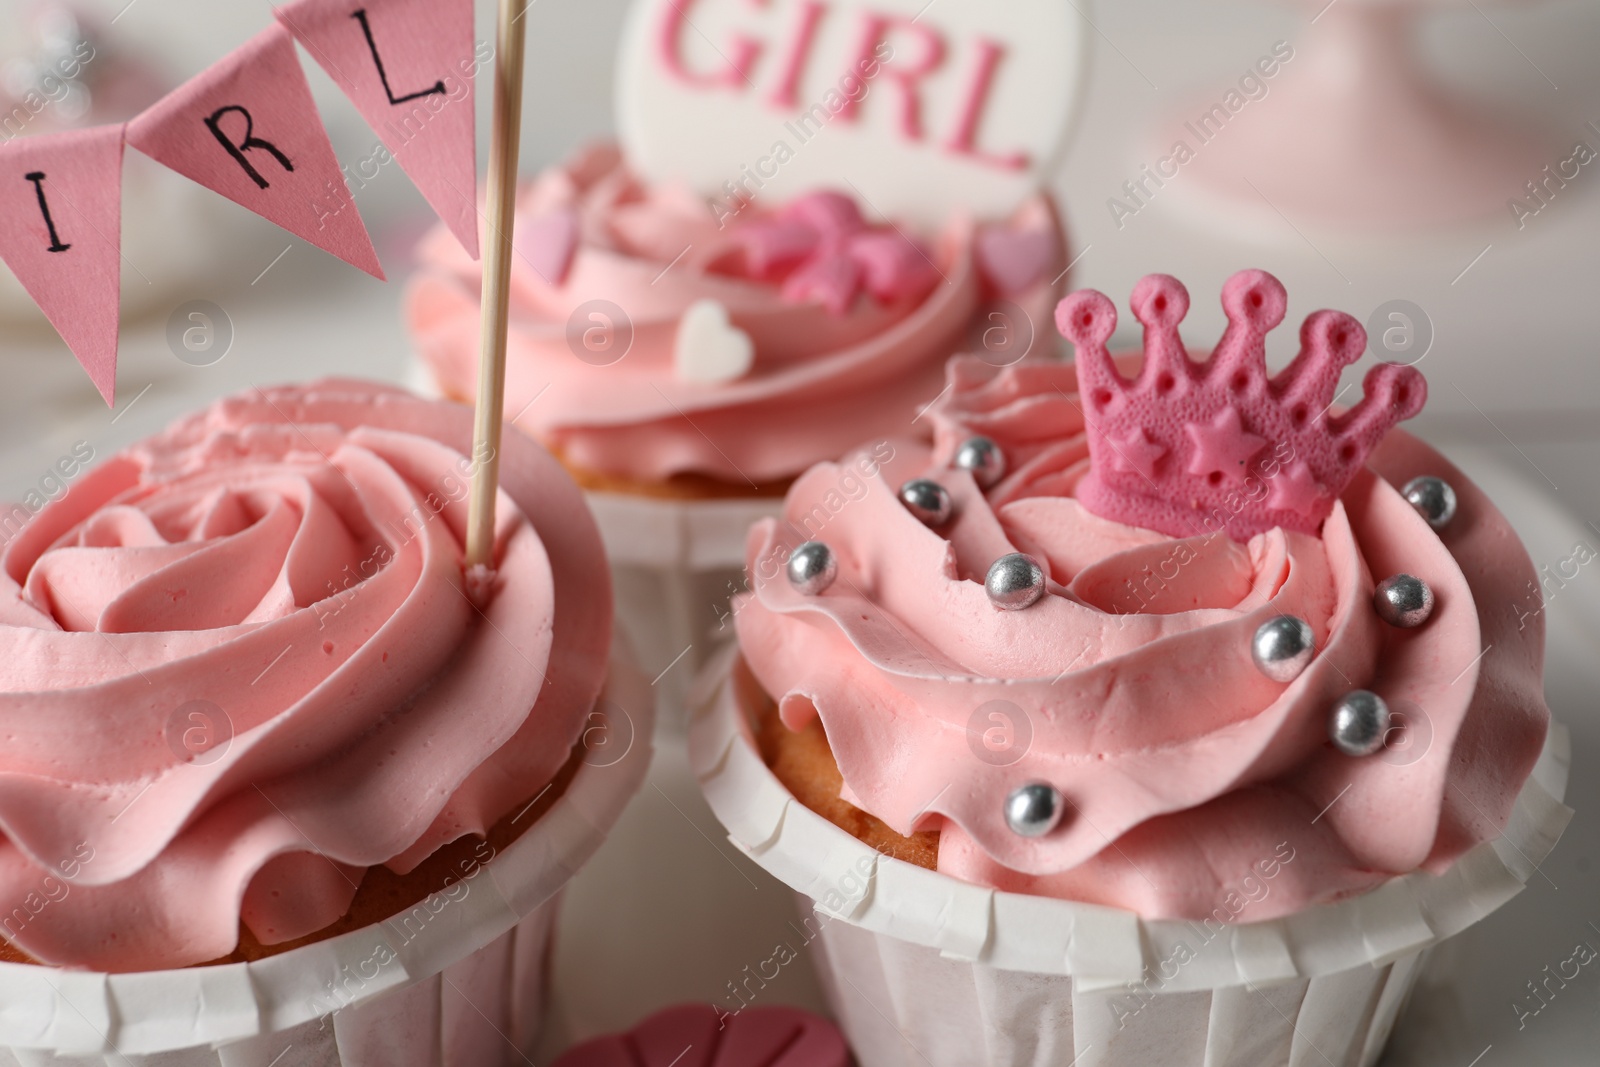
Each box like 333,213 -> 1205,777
1,0 -> 1596,517
0,1 -> 1597,1063
2,0 -> 1597,515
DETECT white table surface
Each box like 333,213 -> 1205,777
0,0 -> 1596,1062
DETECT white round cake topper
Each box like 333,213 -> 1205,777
616,0 -> 1089,230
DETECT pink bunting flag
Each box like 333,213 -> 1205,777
276,0 -> 481,259
126,24 -> 384,279
0,126 -> 125,406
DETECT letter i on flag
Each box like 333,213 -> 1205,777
0,126 -> 126,405
126,24 -> 384,279
276,0 -> 481,259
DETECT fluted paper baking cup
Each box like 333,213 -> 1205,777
589,491 -> 779,729
0,651 -> 655,1067
689,647 -> 1571,1067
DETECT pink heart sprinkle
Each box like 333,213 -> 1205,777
976,226 -> 1059,296
514,207 -> 581,287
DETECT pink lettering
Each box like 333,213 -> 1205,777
658,0 -> 763,89
946,37 -> 1028,171
835,13 -> 947,139
768,0 -> 828,107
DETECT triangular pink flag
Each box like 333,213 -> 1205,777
126,24 -> 384,279
0,126 -> 125,406
276,0 -> 480,259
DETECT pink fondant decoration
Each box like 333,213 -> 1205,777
276,0 -> 480,259
125,25 -> 384,279
975,224 -> 1057,296
553,1004 -> 850,1067
513,207 -> 581,286
0,125 -> 125,406
848,231 -> 939,304
730,191 -> 938,317
1056,269 -> 1427,540
1185,407 -> 1269,482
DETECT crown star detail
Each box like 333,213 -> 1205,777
1055,270 -> 1428,541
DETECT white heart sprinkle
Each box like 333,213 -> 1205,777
675,299 -> 754,384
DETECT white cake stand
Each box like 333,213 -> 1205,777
1164,0 -> 1552,231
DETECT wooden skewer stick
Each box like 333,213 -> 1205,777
465,0 -> 531,576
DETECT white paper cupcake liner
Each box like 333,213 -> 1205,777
588,491 -> 780,729
689,647 -> 1572,1067
0,651 -> 655,1067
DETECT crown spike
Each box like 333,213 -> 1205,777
1331,363 -> 1428,442
1057,290 -> 1129,419
1209,270 -> 1287,386
1055,271 -> 1428,542
1127,275 -> 1192,393
1271,310 -> 1367,419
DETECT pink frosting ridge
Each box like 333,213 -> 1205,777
734,356 -> 1550,921
405,142 -> 1067,485
0,381 -> 611,971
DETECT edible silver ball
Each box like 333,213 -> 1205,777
900,479 -> 954,527
1251,615 -> 1316,683
954,436 -> 1007,489
787,541 -> 838,596
1329,690 -> 1391,757
1374,574 -> 1435,628
1403,476 -> 1457,530
986,553 -> 1047,611
1004,782 -> 1065,838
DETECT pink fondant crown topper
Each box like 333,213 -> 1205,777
1055,270 -> 1427,541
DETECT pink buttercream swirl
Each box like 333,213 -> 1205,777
735,357 -> 1550,921
0,381 -> 611,971
405,143 -> 1067,484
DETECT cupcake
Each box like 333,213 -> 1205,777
406,142 -> 1068,714
0,381 -> 653,1065
690,271 -> 1570,1066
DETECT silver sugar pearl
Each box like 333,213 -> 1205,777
1329,690 -> 1391,757
900,479 -> 954,527
954,436 -> 1007,489
986,553 -> 1047,611
787,541 -> 838,596
1403,476 -> 1457,530
1251,615 -> 1316,683
1004,782 -> 1065,838
1374,574 -> 1435,628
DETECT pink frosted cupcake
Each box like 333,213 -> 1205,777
0,381 -> 652,1065
406,143 -> 1068,706
691,271 -> 1570,1066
